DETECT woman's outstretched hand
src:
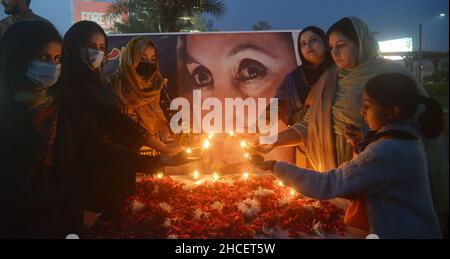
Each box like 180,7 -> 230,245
145,133 -> 182,155
159,123 -> 174,143
344,124 -> 363,147
250,141 -> 275,154
160,151 -> 199,167
248,153 -> 276,172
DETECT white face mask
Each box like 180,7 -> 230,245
25,60 -> 61,89
81,48 -> 105,69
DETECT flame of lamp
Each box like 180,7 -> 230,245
203,139 -> 210,149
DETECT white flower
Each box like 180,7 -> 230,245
278,197 -> 291,208
312,220 -> 326,238
253,187 -> 274,197
237,198 -> 261,218
262,225 -> 275,235
220,178 -> 234,186
303,200 -> 322,211
130,200 -> 145,213
211,201 -> 224,213
163,218 -> 172,227
159,202 -> 173,213
182,184 -> 192,191
167,234 -> 179,239
312,200 -> 322,209
194,208 -> 210,221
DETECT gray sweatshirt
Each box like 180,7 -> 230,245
273,121 -> 442,239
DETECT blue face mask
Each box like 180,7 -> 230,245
82,48 -> 105,69
25,60 -> 61,89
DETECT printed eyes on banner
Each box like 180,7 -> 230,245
235,59 -> 268,83
107,48 -> 122,61
192,65 -> 214,88
190,58 -> 268,89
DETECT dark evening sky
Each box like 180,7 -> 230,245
1,0 -> 448,51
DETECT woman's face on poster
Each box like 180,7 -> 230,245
183,33 -> 297,99
173,33 -> 297,173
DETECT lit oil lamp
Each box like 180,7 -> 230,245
186,148 -> 193,154
278,180 -> 283,187
290,189 -> 296,196
193,170 -> 200,180
229,131 -> 234,137
156,172 -> 164,179
242,172 -> 249,180
203,139 -> 211,149
213,172 -> 220,181
240,140 -> 247,149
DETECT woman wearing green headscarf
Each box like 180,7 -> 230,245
254,17 -> 447,235
110,36 -> 181,155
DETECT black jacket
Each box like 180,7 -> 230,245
0,95 -> 161,238
63,63 -> 159,215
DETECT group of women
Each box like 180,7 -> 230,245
252,17 -> 447,238
0,15 -> 447,238
0,20 -> 189,238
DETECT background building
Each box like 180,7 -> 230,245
71,0 -> 125,33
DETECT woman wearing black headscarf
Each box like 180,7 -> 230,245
60,21 -> 190,218
0,20 -> 181,238
61,21 -> 147,151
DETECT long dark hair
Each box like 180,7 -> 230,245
297,26 -> 334,85
62,20 -> 107,79
61,21 -> 109,108
298,26 -> 332,67
326,18 -> 358,47
0,20 -> 62,158
365,73 -> 443,139
0,21 -> 62,98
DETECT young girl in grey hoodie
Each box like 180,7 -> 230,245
251,73 -> 443,239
